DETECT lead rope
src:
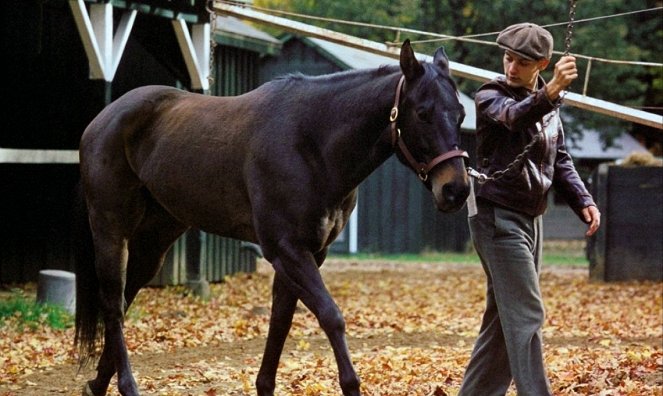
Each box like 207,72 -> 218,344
467,0 -> 577,184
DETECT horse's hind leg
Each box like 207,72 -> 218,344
85,214 -> 139,396
86,199 -> 186,396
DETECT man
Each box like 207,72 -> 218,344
460,22 -> 601,395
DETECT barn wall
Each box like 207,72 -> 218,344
588,165 -> 663,281
358,131 -> 475,253
0,165 -> 80,284
1,1 -> 105,283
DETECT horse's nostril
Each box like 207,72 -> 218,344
443,182 -> 470,205
443,183 -> 458,203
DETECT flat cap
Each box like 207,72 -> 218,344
497,22 -> 553,60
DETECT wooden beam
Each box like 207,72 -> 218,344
172,19 -> 210,92
69,0 -> 106,79
0,149 -> 79,164
111,10 -> 137,80
69,0 -> 136,81
214,2 -> 662,130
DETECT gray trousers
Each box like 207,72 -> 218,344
459,199 -> 552,396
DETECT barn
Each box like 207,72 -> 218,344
1,0 -> 278,285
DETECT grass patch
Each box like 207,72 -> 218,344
330,251 -> 480,265
330,240 -> 589,267
0,290 -> 73,330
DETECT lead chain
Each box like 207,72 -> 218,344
206,1 -> 217,88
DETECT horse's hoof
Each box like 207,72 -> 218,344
82,382 -> 99,396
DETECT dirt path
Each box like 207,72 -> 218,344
13,330 -> 662,395
2,260 -> 661,395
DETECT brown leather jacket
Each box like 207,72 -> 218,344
473,75 -> 595,220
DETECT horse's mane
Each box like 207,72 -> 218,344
273,64 -> 401,85
262,61 -> 458,104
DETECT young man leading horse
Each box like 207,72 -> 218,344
460,22 -> 600,395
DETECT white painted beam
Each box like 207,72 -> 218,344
69,0 -> 106,79
0,149 -> 79,164
68,1 -> 136,82
90,3 -> 112,76
111,10 -> 138,80
193,23 -> 211,87
172,19 -> 210,92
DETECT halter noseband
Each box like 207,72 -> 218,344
390,75 -> 469,182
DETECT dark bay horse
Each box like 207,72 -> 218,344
75,40 -> 470,396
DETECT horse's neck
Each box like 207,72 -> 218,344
316,72 -> 399,187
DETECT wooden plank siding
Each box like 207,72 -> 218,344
588,165 -> 663,282
357,132 -> 475,254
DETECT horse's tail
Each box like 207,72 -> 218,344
73,181 -> 102,368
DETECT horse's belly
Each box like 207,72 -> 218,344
143,171 -> 256,242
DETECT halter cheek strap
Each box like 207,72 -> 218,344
390,75 -> 469,182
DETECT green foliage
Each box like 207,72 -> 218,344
0,291 -> 73,330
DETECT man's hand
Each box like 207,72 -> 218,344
582,205 -> 601,237
545,56 -> 578,100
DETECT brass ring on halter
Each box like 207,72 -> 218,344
390,107 -> 399,122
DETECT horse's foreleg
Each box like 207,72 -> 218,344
256,273 -> 299,395
271,246 -> 360,396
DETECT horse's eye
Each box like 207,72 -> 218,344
416,109 -> 432,124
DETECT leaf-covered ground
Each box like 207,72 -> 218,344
1,259 -> 661,395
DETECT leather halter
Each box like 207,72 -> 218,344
390,75 -> 469,182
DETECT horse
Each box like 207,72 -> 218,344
75,39 -> 470,396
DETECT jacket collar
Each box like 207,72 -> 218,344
495,75 -> 547,99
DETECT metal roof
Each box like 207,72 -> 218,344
567,129 -> 647,160
214,16 -> 281,55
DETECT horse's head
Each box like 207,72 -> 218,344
393,40 -> 471,213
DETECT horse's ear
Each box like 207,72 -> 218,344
400,39 -> 424,81
433,46 -> 450,73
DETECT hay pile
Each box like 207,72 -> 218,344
618,151 -> 663,167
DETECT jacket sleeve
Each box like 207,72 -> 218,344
552,120 -> 596,222
475,84 -> 559,137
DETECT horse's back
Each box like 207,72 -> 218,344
81,85 -> 178,153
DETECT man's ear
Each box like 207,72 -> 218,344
538,59 -> 551,71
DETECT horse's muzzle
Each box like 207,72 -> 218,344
432,178 -> 470,213
443,180 -> 471,211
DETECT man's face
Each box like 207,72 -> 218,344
502,51 -> 549,90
